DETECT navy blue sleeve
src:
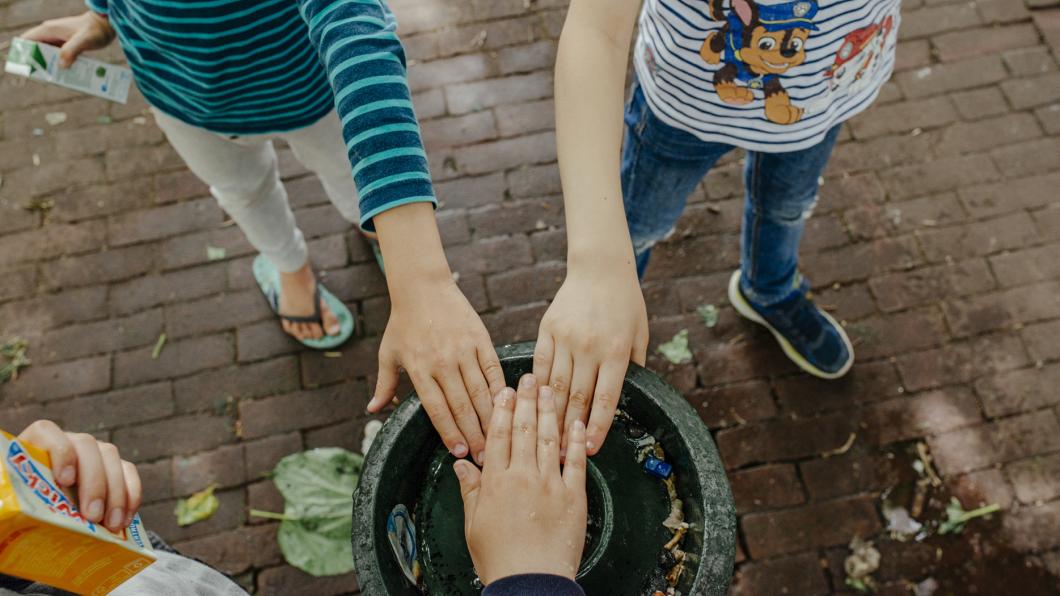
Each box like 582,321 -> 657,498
84,0 -> 108,14
482,574 -> 585,596
297,0 -> 437,231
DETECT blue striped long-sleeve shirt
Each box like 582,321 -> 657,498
85,0 -> 435,230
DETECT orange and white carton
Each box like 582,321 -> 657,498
0,431 -> 155,595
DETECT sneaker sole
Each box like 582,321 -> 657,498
727,271 -> 854,380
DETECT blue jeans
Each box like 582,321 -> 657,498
621,81 -> 842,306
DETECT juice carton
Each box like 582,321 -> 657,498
4,37 -> 132,104
0,431 -> 155,595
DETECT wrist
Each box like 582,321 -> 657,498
566,243 -> 637,276
373,202 -> 454,291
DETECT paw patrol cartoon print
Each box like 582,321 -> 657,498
700,0 -> 818,125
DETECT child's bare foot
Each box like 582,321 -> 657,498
279,261 -> 340,340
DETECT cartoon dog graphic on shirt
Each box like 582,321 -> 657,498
700,0 -> 818,125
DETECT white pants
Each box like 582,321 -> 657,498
153,108 -> 360,273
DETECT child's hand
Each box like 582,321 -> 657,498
534,265 -> 647,455
367,203 -> 505,466
370,278 -> 503,464
17,420 -> 142,533
22,11 -> 116,68
455,374 -> 588,584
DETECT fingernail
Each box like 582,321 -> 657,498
107,508 -> 124,529
587,440 -> 596,452
574,420 -> 586,432
451,443 -> 468,458
476,451 -> 485,465
86,499 -> 104,521
59,466 -> 76,485
539,386 -> 553,401
454,462 -> 468,479
520,373 -> 536,388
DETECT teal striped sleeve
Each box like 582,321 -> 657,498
298,0 -> 437,231
84,0 -> 108,15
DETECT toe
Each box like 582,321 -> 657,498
321,300 -> 341,336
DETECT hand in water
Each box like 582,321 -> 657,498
454,374 -> 588,585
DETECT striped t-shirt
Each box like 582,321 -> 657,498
85,0 -> 435,229
634,0 -> 901,152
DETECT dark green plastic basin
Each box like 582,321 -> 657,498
352,342 -> 735,595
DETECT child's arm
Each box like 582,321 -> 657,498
298,0 -> 504,462
533,0 -> 647,455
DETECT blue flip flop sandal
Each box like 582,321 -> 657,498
366,236 -> 385,275
252,255 -> 355,350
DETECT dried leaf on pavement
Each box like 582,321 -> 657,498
174,484 -> 220,526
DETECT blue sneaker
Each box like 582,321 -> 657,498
727,270 -> 854,379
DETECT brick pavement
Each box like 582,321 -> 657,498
1,0 -> 1059,594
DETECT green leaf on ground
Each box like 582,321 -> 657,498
0,338 -> 31,384
252,448 -> 363,576
658,329 -> 692,364
174,484 -> 219,526
206,246 -> 226,261
696,304 -> 719,328
938,497 -> 1000,535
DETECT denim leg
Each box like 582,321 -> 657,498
621,83 -> 733,278
740,124 -> 843,305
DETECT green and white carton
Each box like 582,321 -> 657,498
4,38 -> 132,104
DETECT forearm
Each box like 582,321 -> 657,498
373,203 -> 452,296
554,0 -> 640,270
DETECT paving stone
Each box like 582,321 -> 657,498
1,1 -> 1056,588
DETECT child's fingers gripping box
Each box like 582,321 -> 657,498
0,431 -> 155,595
4,37 -> 132,104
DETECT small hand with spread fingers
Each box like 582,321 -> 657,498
454,374 -> 589,586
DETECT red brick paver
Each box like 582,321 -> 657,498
2,0 -> 1059,594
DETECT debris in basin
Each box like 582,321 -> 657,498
883,504 -> 923,541
387,504 -> 422,585
250,448 -> 362,576
696,303 -> 719,328
174,484 -> 219,526
913,577 -> 939,596
643,456 -> 673,479
914,442 -> 942,487
617,408 -> 688,594
844,536 -> 880,593
0,338 -> 31,384
44,111 -> 67,126
96,115 -> 113,124
938,497 -> 1000,536
657,329 -> 692,364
